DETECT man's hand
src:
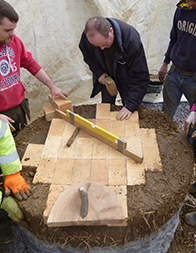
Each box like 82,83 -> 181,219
0,114 -> 15,131
158,62 -> 168,82
1,196 -> 24,223
116,107 -> 132,121
50,85 -> 68,101
98,73 -> 108,85
4,172 -> 31,201
34,68 -> 68,101
184,111 -> 196,135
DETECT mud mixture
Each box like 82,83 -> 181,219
4,105 -> 196,252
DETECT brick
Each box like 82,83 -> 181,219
130,111 -> 139,120
58,137 -> 77,159
74,138 -> 94,158
58,122 -> 78,159
124,120 -> 141,138
95,119 -> 110,131
43,106 -> 57,121
143,147 -> 162,171
140,128 -> 158,148
70,159 -> 91,184
21,144 -> 44,168
33,158 -> 57,184
43,184 -> 69,224
110,111 -> 119,120
41,136 -> 62,158
109,147 -> 126,159
125,137 -> 143,158
127,158 -> 145,185
48,94 -> 73,112
108,185 -> 128,225
96,103 -> 110,119
110,119 -> 124,137
92,138 -> 109,158
47,119 -> 66,137
52,158 -> 73,185
109,185 -> 127,216
108,159 -> 127,185
90,159 -> 108,185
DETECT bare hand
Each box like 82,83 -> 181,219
158,63 -> 168,82
98,73 -> 108,85
50,86 -> 68,101
0,114 -> 15,131
192,130 -> 196,139
116,107 -> 132,121
184,112 -> 196,135
34,69 -> 68,101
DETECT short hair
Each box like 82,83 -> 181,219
84,17 -> 111,38
0,0 -> 19,25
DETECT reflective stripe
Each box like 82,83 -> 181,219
117,138 -> 127,153
69,111 -> 75,125
0,120 -> 7,139
0,150 -> 19,165
0,191 -> 2,204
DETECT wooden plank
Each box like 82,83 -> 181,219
47,181 -> 125,227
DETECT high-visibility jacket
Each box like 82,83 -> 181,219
0,120 -> 21,176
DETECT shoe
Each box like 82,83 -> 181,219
184,212 -> 196,226
189,182 -> 196,194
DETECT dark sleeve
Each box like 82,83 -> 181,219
120,26 -> 149,112
164,9 -> 178,64
125,44 -> 149,112
78,32 -> 106,78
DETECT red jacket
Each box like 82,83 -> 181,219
0,35 -> 42,112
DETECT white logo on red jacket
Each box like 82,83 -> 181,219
0,59 -> 10,77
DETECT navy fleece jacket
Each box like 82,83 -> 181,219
164,3 -> 196,72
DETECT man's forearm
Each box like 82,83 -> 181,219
34,68 -> 55,89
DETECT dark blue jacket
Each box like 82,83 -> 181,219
79,18 -> 149,113
164,3 -> 196,72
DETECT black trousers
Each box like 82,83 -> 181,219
1,99 -> 30,132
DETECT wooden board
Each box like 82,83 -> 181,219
47,181 -> 125,227
55,109 -> 143,163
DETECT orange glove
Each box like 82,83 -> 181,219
4,172 -> 31,201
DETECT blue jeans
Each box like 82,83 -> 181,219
163,65 -> 196,119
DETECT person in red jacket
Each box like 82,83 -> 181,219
0,0 -> 68,132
